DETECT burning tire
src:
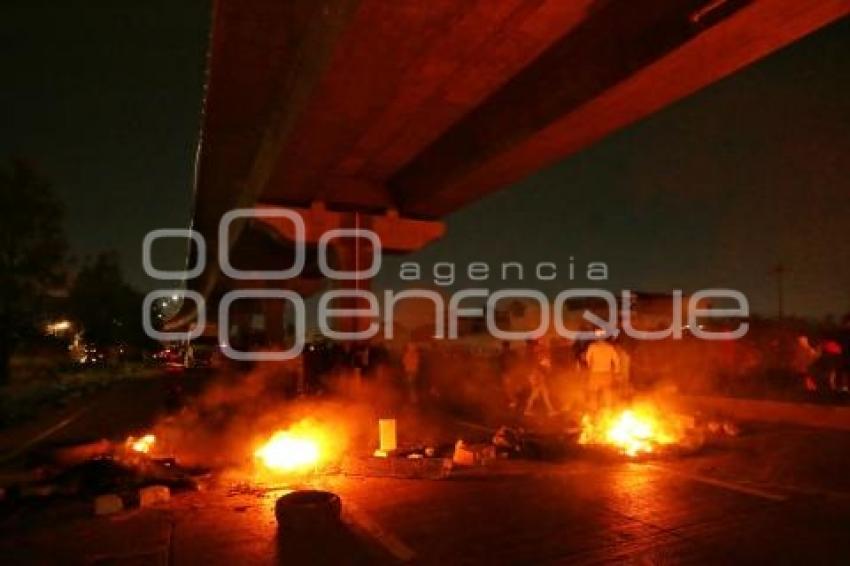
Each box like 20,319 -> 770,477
275,490 -> 341,533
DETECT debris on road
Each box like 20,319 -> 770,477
723,421 -> 742,437
452,440 -> 497,467
93,493 -> 123,516
342,454 -> 452,480
452,440 -> 475,466
51,456 -> 198,496
139,485 -> 170,507
492,426 -> 523,457
706,419 -> 743,437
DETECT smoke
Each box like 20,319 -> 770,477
148,331 -> 791,474
150,365 -> 343,469
149,360 -> 453,473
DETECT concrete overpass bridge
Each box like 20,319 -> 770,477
171,0 -> 849,342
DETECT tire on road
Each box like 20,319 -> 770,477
275,490 -> 342,533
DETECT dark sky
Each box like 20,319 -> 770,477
2,3 -> 848,318
1,1 -> 209,283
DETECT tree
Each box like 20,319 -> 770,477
68,251 -> 146,348
0,159 -> 68,383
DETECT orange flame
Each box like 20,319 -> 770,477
579,405 -> 679,457
127,434 -> 156,454
254,419 -> 331,473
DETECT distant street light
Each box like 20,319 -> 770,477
45,320 -> 72,335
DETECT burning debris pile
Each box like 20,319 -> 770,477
141,364 -> 463,482
141,365 -> 393,475
1,431 -> 206,516
575,398 -> 741,458
0,354 -> 753,536
578,405 -> 687,457
126,433 -> 157,455
255,429 -> 321,473
251,417 -> 347,478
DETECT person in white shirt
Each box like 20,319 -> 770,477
584,338 -> 621,411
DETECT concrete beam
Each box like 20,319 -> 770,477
392,0 -> 850,216
254,203 -> 445,253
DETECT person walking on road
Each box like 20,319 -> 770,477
524,339 -> 558,417
584,337 -> 621,411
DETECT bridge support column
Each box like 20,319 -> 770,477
228,303 -> 253,351
255,202 -> 445,340
327,229 -> 375,337
263,297 -> 287,346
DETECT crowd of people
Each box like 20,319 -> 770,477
205,316 -> 850,417
497,335 -> 632,418
299,333 -> 637,419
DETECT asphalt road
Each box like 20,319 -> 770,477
0,371 -> 211,464
2,376 -> 850,564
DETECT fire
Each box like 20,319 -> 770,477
579,405 -> 679,457
127,434 -> 156,454
255,432 -> 320,472
254,419 -> 331,473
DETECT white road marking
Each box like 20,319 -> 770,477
648,463 -> 787,502
343,501 -> 416,563
0,406 -> 90,462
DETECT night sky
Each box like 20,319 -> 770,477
2,3 -> 848,318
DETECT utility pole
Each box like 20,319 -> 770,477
771,263 -> 787,320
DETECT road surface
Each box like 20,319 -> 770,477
1,376 -> 850,564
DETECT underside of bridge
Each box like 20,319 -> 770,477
177,0 -> 848,330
